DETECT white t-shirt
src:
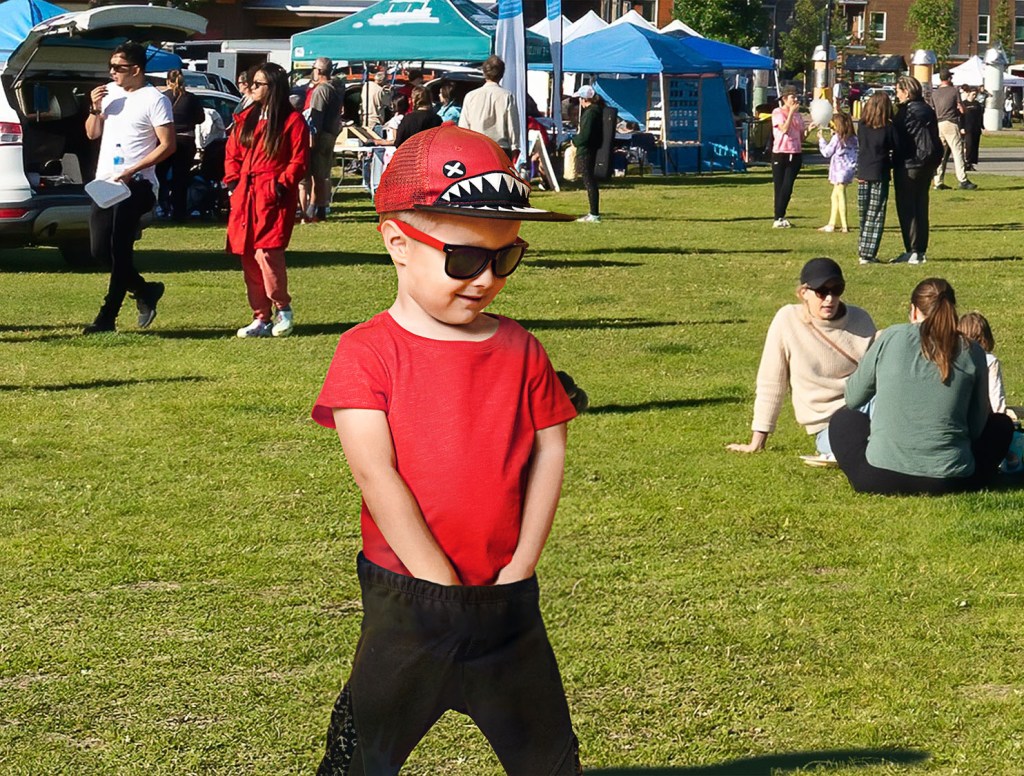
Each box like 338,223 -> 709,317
96,83 -> 174,187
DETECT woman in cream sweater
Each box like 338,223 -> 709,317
727,258 -> 877,463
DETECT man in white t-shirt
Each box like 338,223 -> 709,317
83,41 -> 176,334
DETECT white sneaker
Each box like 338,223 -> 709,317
780,218 -> 792,228
818,224 -> 835,233
772,218 -> 785,228
272,306 -> 294,337
908,253 -> 926,265
800,453 -> 838,468
576,213 -> 601,223
859,257 -> 879,265
237,319 -> 272,338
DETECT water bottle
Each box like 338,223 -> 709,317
112,143 -> 125,177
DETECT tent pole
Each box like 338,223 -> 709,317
697,76 -> 703,173
659,72 -> 668,172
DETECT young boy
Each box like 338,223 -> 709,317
311,123 -> 582,775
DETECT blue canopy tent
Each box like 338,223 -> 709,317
534,23 -> 743,172
0,0 -> 182,69
664,31 -> 775,71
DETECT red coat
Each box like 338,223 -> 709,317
224,107 -> 309,254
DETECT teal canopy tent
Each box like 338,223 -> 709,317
291,0 -> 550,64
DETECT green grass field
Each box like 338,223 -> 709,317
3,162 -> 1024,775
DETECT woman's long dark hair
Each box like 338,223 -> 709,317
912,278 -> 961,384
238,62 -> 293,159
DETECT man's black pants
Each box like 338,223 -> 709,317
89,178 -> 156,324
893,166 -> 932,254
317,554 -> 580,776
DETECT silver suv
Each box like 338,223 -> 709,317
0,5 -> 206,267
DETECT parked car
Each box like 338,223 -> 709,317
0,5 -> 206,267
191,87 -> 241,131
861,85 -> 896,103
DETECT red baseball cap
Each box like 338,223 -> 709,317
375,123 -> 574,222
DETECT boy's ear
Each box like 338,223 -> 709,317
379,219 -> 411,268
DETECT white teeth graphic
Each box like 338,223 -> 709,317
483,172 -> 504,191
470,177 -> 485,192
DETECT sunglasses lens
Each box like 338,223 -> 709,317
445,248 -> 491,279
493,245 -> 526,277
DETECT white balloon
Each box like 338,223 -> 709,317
810,98 -> 834,126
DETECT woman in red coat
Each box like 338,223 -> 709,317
225,62 -> 309,337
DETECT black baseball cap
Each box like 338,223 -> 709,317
800,257 -> 844,288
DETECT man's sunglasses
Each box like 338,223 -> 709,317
810,282 -> 845,299
108,63 -> 136,73
382,219 -> 528,279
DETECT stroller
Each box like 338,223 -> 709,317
186,138 -> 228,219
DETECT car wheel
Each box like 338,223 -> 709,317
59,243 -> 100,270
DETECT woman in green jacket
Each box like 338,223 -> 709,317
571,85 -> 604,223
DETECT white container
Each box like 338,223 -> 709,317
85,178 -> 130,209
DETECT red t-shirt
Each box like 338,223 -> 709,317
312,312 -> 576,585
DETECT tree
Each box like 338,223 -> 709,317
907,0 -> 958,63
673,0 -> 768,48
780,0 -> 824,78
993,0 -> 1015,55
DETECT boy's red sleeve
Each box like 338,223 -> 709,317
312,331 -> 390,428
526,335 -> 577,431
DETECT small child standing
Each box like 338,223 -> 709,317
817,111 -> 858,233
958,311 -> 1007,414
311,124 -> 582,775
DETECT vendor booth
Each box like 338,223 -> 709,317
544,23 -> 744,173
291,0 -> 549,64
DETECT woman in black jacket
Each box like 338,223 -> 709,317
856,92 -> 897,264
891,75 -> 942,265
571,85 -> 604,223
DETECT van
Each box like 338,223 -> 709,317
0,5 -> 206,266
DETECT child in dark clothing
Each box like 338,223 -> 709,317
856,92 -> 897,264
311,123 -> 582,775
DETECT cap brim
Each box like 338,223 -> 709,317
413,203 -> 576,222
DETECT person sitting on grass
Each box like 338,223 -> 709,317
958,311 -> 1007,415
829,278 -> 1014,495
727,258 -> 877,465
311,124 -> 582,775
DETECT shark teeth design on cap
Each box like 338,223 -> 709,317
437,171 -> 532,208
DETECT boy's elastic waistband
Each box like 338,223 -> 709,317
356,552 -> 539,604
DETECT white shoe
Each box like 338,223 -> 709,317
800,453 -> 838,468
818,224 -> 835,233
772,218 -> 792,228
780,218 -> 792,228
859,257 -> 879,265
908,253 -> 926,265
272,306 -> 294,337
576,213 -> 601,223
237,319 -> 272,338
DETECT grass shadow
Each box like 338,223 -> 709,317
930,223 -> 1022,232
135,250 -> 388,273
587,396 -> 744,415
586,746 -> 930,775
519,318 -> 747,331
151,322 -> 361,339
0,376 -> 210,392
936,255 -> 1023,262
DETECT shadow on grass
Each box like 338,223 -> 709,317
518,318 -> 748,331
134,250 -> 389,274
938,255 -> 1023,262
587,396 -> 743,415
151,322 -> 362,339
586,747 -> 930,775
0,375 -> 210,392
528,259 -> 645,269
930,222 -> 1022,232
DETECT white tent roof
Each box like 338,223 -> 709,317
661,18 -> 702,37
930,55 -> 1024,87
527,14 -> 569,38
609,9 -> 658,32
564,10 -> 607,44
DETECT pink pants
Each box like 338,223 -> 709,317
241,248 -> 290,321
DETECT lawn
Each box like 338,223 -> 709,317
2,161 -> 1024,775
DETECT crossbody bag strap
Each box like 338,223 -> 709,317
805,319 -> 861,368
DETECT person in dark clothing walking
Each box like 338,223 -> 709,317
856,92 -> 897,264
571,85 -> 603,223
157,69 -> 204,221
891,75 -> 942,265
961,87 -> 983,170
393,86 -> 442,147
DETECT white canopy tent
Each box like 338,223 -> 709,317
609,9 -> 658,31
660,18 -> 702,37
930,55 -> 1024,87
564,10 -> 608,43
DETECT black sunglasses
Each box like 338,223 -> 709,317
811,282 -> 845,299
108,63 -> 136,73
384,219 -> 528,279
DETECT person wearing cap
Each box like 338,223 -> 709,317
770,86 -> 810,228
311,124 -> 581,774
571,84 -> 604,223
458,55 -> 521,161
727,258 -> 876,464
298,56 -> 343,223
830,278 -> 1012,494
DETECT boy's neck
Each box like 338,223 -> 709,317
389,301 -> 499,342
